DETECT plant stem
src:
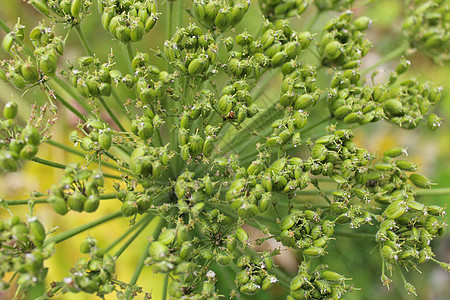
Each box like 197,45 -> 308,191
126,43 -> 134,71
98,96 -> 126,132
51,77 -> 93,115
0,16 -> 11,33
166,0 -> 174,71
45,140 -> 126,172
162,274 -> 169,300
111,90 -> 131,120
75,24 -> 128,130
361,43 -> 409,76
5,198 -> 48,205
333,230 -> 375,240
305,10 -> 321,31
415,188 -> 450,196
74,24 -> 94,56
47,85 -> 87,121
31,157 -> 66,169
30,156 -> 122,179
124,242 -> 152,298
105,215 -> 149,252
5,193 -> 117,206
114,214 -> 160,259
44,211 -> 122,246
251,70 -> 278,100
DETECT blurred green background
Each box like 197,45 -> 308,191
0,0 -> 448,299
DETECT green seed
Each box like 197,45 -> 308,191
3,102 -> 18,120
68,191 -> 86,212
383,99 -> 403,116
409,174 -> 432,189
148,241 -> 169,262
324,41 -> 341,60
384,200 -> 407,219
83,195 -> 100,213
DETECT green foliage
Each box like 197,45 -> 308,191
0,0 -> 449,299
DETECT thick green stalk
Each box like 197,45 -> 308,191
162,274 -> 169,300
166,0 -> 174,71
44,211 -> 122,246
305,9 -> 321,31
251,70 -> 278,100
127,241 -> 152,290
126,44 -> 134,70
5,198 -> 48,205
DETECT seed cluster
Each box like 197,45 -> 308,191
288,262 -> 353,299
0,216 -> 54,291
100,0 -> 159,43
402,0 -> 450,62
0,103 -> 44,172
47,164 -> 104,214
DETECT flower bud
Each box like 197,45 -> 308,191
30,0 -> 49,16
303,246 -> 325,257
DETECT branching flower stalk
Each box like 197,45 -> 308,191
0,0 -> 449,299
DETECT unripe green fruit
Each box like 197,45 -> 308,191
188,134 -> 204,156
21,126 -> 41,146
410,173 -> 432,189
49,195 -> 68,215
3,102 -> 18,119
9,72 -> 26,90
39,54 -> 57,76
353,16 -> 372,31
68,191 -> 86,212
2,32 -> 14,53
98,130 -> 112,151
383,99 -> 403,116
19,144 -> 38,159
324,41 -> 341,60
121,200 -> 138,217
21,63 -> 39,83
